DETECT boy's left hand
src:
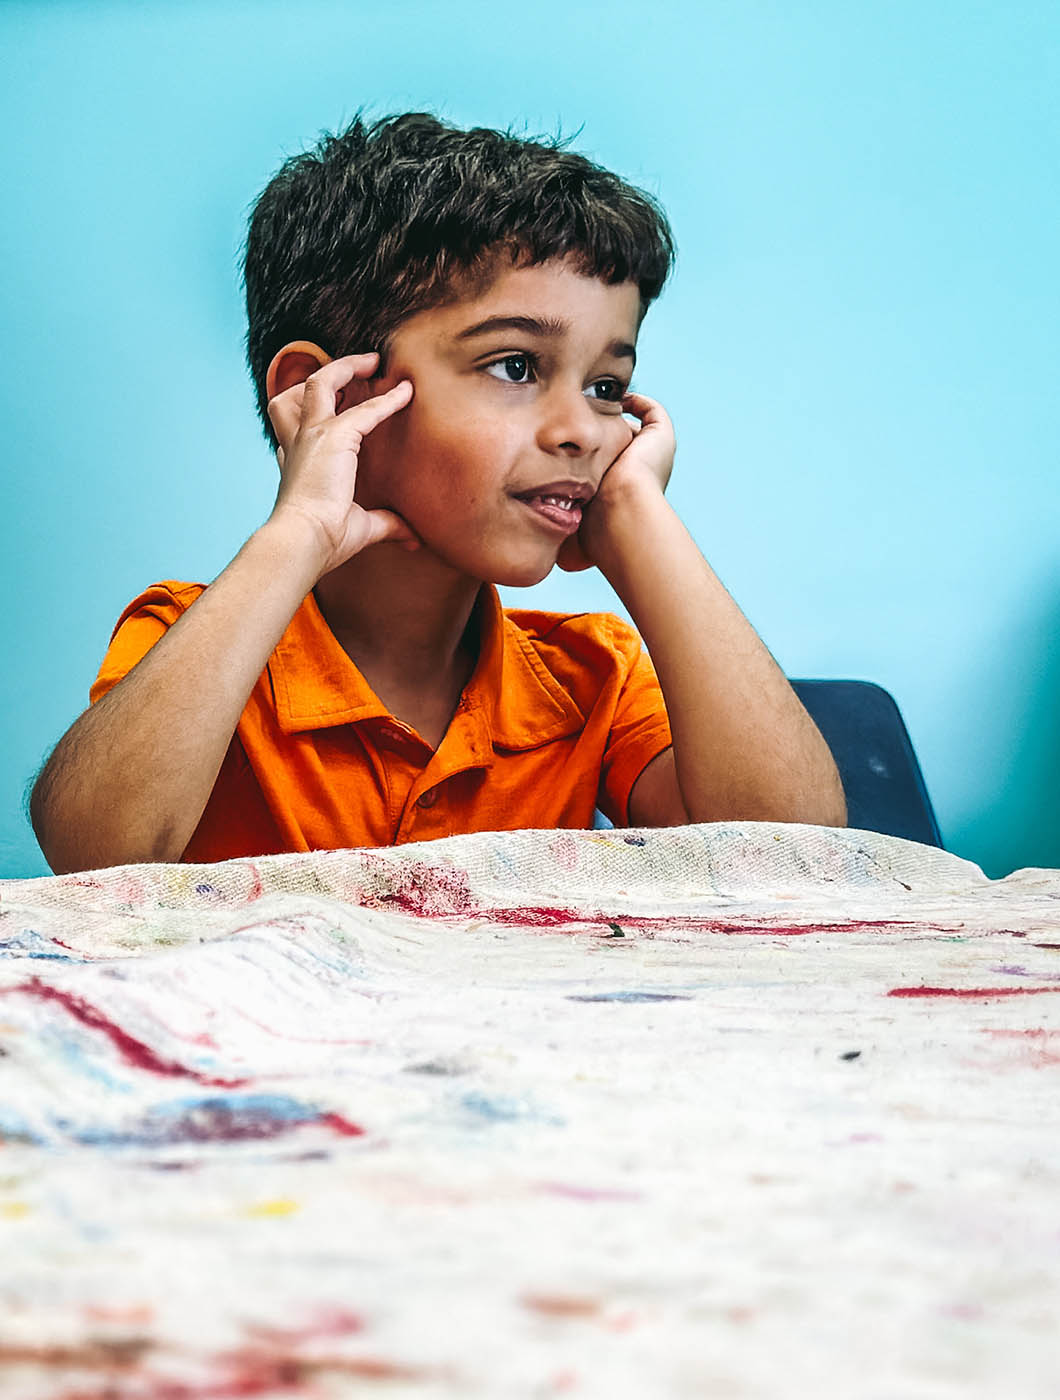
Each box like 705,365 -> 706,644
557,391 -> 676,573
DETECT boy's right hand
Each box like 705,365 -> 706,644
266,352 -> 421,574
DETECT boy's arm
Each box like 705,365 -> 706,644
31,355 -> 416,874
579,395 -> 847,829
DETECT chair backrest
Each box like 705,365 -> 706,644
594,679 -> 943,847
789,680 -> 943,847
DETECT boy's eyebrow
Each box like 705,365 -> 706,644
453,314 -> 636,366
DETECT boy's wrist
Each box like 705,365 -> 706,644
258,506 -> 335,584
588,477 -> 672,583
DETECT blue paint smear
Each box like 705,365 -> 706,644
566,991 -> 693,1002
0,1108 -> 42,1144
69,1093 -> 331,1147
0,928 -> 85,961
460,1092 -> 537,1122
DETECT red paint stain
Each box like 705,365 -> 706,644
538,1181 -> 643,1202
317,1112 -> 366,1138
726,1305 -> 757,1324
47,1348 -> 436,1399
983,1028 -> 1060,1038
490,908 -> 920,936
523,1294 -> 602,1318
979,1028 -> 1060,1066
364,861 -> 476,918
548,1369 -> 581,1391
82,1304 -> 155,1326
888,985 -> 1060,998
4,979 -> 246,1088
0,1339 -> 151,1369
246,1305 -> 365,1347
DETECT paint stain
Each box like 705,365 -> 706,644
363,861 -> 475,917
538,1181 -> 643,1202
245,1306 -> 365,1347
69,1096 -> 366,1148
242,1197 -> 299,1218
0,1201 -> 29,1218
567,991 -> 691,1002
726,1305 -> 757,1325
460,1091 -> 536,1122
978,1028 -> 1060,1068
5,979 -> 246,1088
523,1293 -> 601,1318
317,1111 -> 366,1138
42,1346 -> 436,1397
82,1304 -> 155,1326
0,1337 -> 153,1370
983,1029 -> 1060,1039
888,985 -> 1060,998
208,1345 -> 432,1391
403,1058 -> 466,1076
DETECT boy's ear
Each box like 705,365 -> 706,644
265,341 -> 330,402
266,341 -> 382,412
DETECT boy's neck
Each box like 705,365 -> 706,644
312,544 -> 483,694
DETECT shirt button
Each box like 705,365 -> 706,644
416,787 -> 439,808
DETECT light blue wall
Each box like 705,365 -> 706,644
2,0 -> 1057,879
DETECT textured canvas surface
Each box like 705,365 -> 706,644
1,821 -> 1059,1398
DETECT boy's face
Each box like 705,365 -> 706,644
352,254 -> 642,587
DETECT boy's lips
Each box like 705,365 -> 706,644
513,495 -> 583,535
512,480 -> 594,505
510,480 -> 593,536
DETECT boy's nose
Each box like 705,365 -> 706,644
535,386 -> 606,457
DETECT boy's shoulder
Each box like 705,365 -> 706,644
108,580 -> 206,636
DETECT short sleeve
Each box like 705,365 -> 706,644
596,619 -> 672,827
89,582 -> 205,704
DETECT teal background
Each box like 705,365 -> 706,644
2,0 -> 1058,879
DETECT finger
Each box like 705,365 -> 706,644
342,379 -> 414,436
622,392 -> 672,436
267,381 -> 306,454
361,507 -> 422,551
623,391 -> 669,419
299,352 -> 381,429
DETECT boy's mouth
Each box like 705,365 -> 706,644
511,491 -> 585,535
511,481 -> 592,536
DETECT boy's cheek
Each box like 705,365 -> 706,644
611,419 -> 636,459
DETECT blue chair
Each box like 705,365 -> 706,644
594,679 -> 942,848
789,679 -> 942,847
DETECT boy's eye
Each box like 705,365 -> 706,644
589,379 -> 627,403
484,353 -> 628,402
485,353 -> 534,384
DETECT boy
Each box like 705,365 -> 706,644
30,113 -> 845,874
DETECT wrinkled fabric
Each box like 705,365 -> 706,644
1,821 -> 1059,1397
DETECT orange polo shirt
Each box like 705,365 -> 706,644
89,581 -> 673,863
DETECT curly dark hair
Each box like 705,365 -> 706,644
241,111 -> 676,447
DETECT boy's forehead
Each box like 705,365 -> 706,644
411,256 -> 642,348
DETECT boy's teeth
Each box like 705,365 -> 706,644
539,495 -> 575,508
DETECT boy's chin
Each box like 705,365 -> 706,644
488,557 -> 558,589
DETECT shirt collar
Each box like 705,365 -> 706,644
269,583 -> 583,751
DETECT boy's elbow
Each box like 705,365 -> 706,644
30,759 -> 186,874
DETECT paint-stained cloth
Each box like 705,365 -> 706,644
1,822 -> 1059,1397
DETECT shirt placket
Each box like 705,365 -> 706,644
394,698 -> 492,843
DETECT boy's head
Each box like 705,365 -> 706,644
242,112 -> 675,449
242,112 -> 675,587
